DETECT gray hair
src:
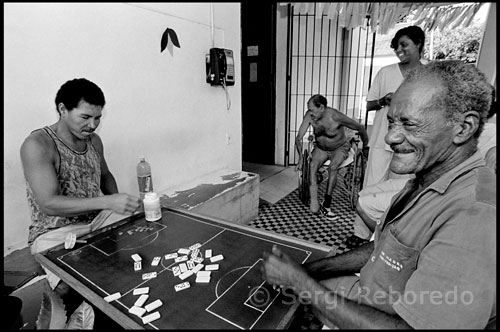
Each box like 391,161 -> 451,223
308,94 -> 328,108
404,60 -> 492,139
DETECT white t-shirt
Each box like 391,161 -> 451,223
478,121 -> 496,158
366,63 -> 403,151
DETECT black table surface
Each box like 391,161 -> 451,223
35,208 -> 330,329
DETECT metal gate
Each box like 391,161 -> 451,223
284,3 -> 376,166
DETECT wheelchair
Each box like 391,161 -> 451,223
298,133 -> 366,210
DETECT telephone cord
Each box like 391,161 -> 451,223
222,78 -> 231,110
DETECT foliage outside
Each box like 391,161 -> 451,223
424,22 -> 484,63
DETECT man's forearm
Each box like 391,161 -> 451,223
357,126 -> 369,147
359,126 -> 369,147
294,249 -> 411,329
300,279 -> 412,329
304,242 -> 373,280
40,195 -> 110,217
366,99 -> 383,111
295,138 -> 303,156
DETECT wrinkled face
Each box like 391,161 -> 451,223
385,80 -> 456,175
307,100 -> 323,119
394,35 -> 421,64
60,100 -> 102,139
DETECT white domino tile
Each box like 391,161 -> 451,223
151,256 -> 161,266
197,271 -> 211,278
129,306 -> 146,317
131,254 -> 142,262
179,270 -> 194,280
134,294 -> 149,307
178,248 -> 191,255
205,249 -> 212,258
193,257 -> 204,264
133,287 -> 149,295
174,256 -> 188,263
142,272 -> 157,280
134,261 -> 142,271
192,263 -> 204,274
205,264 -> 219,271
195,275 -> 210,283
210,254 -> 224,263
104,292 -> 121,302
190,248 -> 200,258
145,299 -> 163,312
164,252 -> 178,260
174,281 -> 190,292
142,311 -> 161,325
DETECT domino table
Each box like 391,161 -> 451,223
34,207 -> 330,329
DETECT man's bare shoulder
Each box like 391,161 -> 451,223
20,128 -> 56,159
300,110 -> 313,124
22,129 -> 50,149
89,133 -> 104,153
328,107 -> 345,120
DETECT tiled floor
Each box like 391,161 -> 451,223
243,162 -> 356,256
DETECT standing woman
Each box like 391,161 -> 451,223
363,25 -> 426,187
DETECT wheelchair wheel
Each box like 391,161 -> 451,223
349,151 -> 365,210
344,163 -> 353,192
298,149 -> 310,205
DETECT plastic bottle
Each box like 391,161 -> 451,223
137,156 -> 153,200
143,192 -> 162,221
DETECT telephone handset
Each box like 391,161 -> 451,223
206,48 -> 235,86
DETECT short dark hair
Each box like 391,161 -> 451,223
404,60 -> 492,140
309,94 -> 328,108
390,25 -> 425,55
55,78 -> 105,113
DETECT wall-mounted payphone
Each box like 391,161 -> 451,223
206,48 -> 235,86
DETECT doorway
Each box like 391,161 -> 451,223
284,5 -> 375,166
241,2 -> 276,164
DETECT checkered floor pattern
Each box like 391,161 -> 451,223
249,168 -> 355,255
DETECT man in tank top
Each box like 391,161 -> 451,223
20,78 -> 142,298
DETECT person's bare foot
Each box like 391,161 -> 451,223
310,199 -> 320,213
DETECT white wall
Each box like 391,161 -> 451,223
4,3 -> 242,254
275,4 -> 289,166
477,3 -> 496,86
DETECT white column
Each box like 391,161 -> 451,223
477,3 -> 496,86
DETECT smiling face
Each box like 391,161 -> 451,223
394,35 -> 421,65
60,100 -> 102,140
385,79 -> 457,177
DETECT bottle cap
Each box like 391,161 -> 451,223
144,192 -> 158,201
139,156 -> 145,161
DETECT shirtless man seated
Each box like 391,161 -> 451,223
295,94 -> 369,220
